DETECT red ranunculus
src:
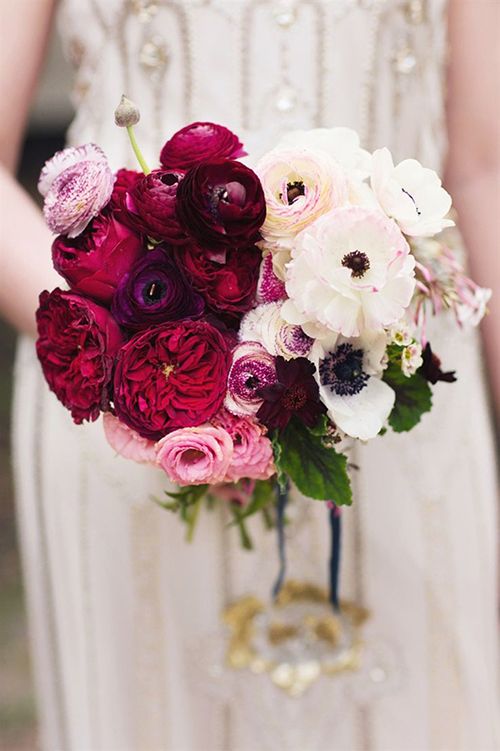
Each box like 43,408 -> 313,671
176,160 -> 266,249
106,168 -> 142,223
160,122 -> 246,170
125,169 -> 187,243
113,320 -> 231,440
177,243 -> 261,322
36,288 -> 124,424
52,210 -> 145,305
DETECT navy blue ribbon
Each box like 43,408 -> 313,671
271,482 -> 289,601
329,506 -> 342,611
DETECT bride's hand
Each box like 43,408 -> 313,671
0,0 -> 60,338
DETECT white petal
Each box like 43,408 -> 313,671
323,378 -> 395,440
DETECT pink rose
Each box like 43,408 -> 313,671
213,410 -> 275,482
103,413 -> 157,464
156,425 -> 233,486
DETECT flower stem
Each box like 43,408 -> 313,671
126,125 -> 150,175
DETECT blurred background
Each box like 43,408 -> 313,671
0,30 -> 73,751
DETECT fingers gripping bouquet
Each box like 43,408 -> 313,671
36,96 -> 490,549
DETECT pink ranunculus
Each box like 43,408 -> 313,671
156,425 -> 233,486
103,412 -> 157,464
225,341 -> 277,417
39,144 -> 115,238
212,410 -> 275,482
256,253 -> 287,304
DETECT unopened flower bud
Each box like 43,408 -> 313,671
114,95 -> 140,128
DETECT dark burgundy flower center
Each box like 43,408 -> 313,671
143,280 -> 166,304
341,250 -> 370,278
284,180 -> 305,205
160,173 -> 179,187
282,383 -> 308,410
320,343 -> 369,397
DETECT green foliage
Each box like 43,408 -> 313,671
383,362 -> 432,432
276,419 -> 352,505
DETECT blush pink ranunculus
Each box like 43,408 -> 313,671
39,144 -> 115,238
212,410 -> 275,482
156,425 -> 233,486
103,413 -> 157,464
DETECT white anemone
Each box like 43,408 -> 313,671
371,147 -> 454,237
283,206 -> 416,338
312,331 -> 395,441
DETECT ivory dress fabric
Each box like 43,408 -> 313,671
13,1 -> 499,749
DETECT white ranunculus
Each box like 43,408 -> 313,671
312,331 -> 395,441
239,303 -> 312,359
278,127 -> 372,181
371,147 -> 454,237
284,206 -> 416,338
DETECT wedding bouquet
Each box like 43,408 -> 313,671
35,96 -> 490,546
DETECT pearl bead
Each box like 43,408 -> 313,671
273,1 -> 297,28
139,38 -> 169,72
393,46 -> 417,75
275,86 -> 297,112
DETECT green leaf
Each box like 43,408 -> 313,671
383,362 -> 432,432
236,478 -> 276,521
308,413 -> 330,437
229,506 -> 254,550
271,432 -> 288,492
277,419 -> 352,505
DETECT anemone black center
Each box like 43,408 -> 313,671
143,280 -> 166,304
341,250 -> 370,278
320,343 -> 369,397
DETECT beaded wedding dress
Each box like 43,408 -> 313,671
13,1 -> 499,749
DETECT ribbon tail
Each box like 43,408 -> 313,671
271,482 -> 289,602
329,506 -> 342,612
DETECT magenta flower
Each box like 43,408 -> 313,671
160,122 -> 246,170
39,144 -> 115,238
225,342 -> 277,417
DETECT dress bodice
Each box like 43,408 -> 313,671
58,0 -> 449,171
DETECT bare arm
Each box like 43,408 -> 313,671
0,0 -> 59,337
445,0 -> 500,415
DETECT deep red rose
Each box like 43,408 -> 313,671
113,320 -> 231,440
177,243 -> 261,322
36,288 -> 124,424
52,211 -> 145,305
125,169 -> 187,243
160,122 -> 246,170
176,160 -> 266,249
106,168 -> 142,224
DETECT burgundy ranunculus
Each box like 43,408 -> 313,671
125,168 -> 187,243
160,122 -> 246,170
177,243 -> 261,322
112,245 -> 204,330
420,343 -> 457,384
257,356 -> 326,431
36,288 -> 124,424
176,160 -> 266,249
113,320 -> 231,440
52,211 -> 145,305
106,168 -> 142,222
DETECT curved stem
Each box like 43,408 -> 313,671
126,126 -> 150,175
